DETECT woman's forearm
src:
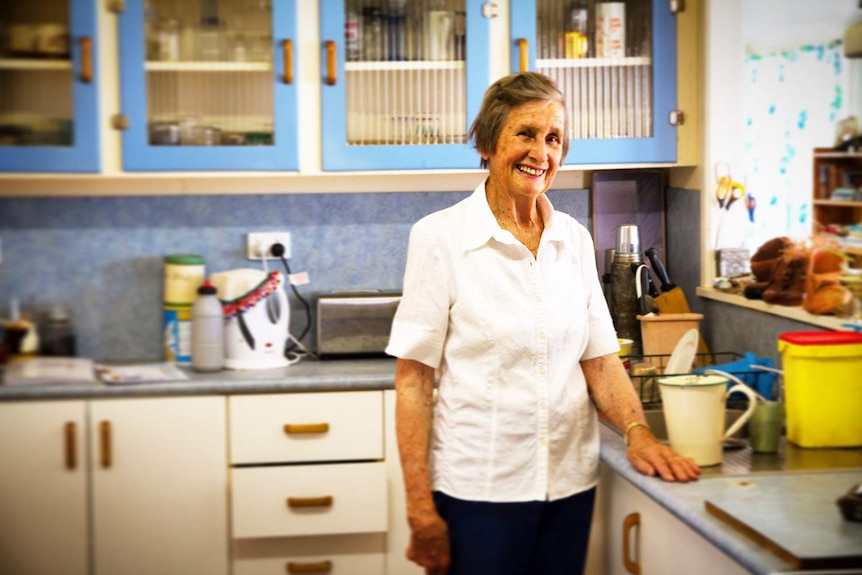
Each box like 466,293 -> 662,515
394,358 -> 439,523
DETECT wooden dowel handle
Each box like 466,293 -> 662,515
516,38 -> 528,72
99,420 -> 112,468
283,423 -> 329,434
286,560 -> 333,573
623,512 -> 642,574
287,496 -> 333,508
64,421 -> 77,470
324,40 -> 336,85
282,39 -> 293,84
79,37 -> 92,83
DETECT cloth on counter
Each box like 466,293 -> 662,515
693,351 -> 778,399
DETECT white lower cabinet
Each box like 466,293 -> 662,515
229,391 -> 389,573
0,397 -> 229,575
598,464 -> 750,575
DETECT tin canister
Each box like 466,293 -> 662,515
163,254 -> 205,364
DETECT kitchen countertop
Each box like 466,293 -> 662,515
3,358 -> 860,574
599,424 -> 862,575
0,357 -> 398,400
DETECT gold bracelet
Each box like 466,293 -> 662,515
624,421 -> 650,446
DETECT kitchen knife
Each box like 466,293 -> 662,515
644,247 -> 712,357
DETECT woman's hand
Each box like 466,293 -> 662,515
407,510 -> 451,575
625,425 -> 701,482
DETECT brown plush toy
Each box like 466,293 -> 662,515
744,237 -> 792,300
803,248 -> 852,315
763,243 -> 809,306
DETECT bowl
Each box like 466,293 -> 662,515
618,338 -> 633,357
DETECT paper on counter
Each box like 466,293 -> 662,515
95,362 -> 188,384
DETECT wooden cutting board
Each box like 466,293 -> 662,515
705,472 -> 862,570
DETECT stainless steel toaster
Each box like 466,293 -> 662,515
316,291 -> 402,357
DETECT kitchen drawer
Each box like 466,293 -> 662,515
231,462 -> 387,538
233,533 -> 385,575
229,391 -> 383,464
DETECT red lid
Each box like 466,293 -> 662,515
779,331 -> 862,346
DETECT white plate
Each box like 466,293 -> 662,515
665,328 -> 699,374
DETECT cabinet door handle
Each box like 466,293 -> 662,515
64,421 -> 77,470
282,39 -> 293,84
79,37 -> 93,83
99,420 -> 112,468
516,38 -> 528,72
622,512 -> 642,574
286,560 -> 333,573
287,496 -> 333,508
283,422 -> 329,434
324,40 -> 337,85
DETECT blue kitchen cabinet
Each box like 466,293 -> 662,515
511,0 -> 677,165
0,0 -> 100,172
118,0 -> 297,171
319,0 -> 491,170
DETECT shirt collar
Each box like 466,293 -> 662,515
460,180 -> 564,252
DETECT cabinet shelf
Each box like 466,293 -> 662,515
0,58 -> 71,71
345,60 -> 466,72
537,56 -> 651,69
145,61 -> 272,72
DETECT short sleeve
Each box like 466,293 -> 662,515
386,219 -> 451,369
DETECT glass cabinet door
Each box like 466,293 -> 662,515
320,0 -> 490,170
0,0 -> 99,172
511,0 -> 677,165
119,0 -> 296,171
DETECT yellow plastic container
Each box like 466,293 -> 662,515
778,331 -> 862,448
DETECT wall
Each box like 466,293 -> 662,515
0,189 -> 590,362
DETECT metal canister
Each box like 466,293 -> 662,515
163,254 -> 205,365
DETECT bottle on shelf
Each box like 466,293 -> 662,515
191,280 -> 224,372
564,1 -> 589,59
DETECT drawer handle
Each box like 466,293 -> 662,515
64,421 -> 77,470
324,40 -> 336,85
287,496 -> 333,508
282,39 -> 293,84
99,420 -> 112,469
286,560 -> 332,573
283,423 -> 330,434
622,512 -> 642,574
516,38 -> 529,72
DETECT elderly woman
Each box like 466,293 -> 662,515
386,71 -> 699,575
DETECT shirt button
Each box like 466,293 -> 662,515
540,438 -> 548,446
535,295 -> 542,303
538,367 -> 546,375
539,332 -> 546,340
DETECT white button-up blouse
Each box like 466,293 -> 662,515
386,182 -> 620,503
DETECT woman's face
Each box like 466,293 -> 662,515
484,99 -> 565,199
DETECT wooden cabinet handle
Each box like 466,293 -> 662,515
324,40 -> 336,85
282,39 -> 293,84
283,423 -> 329,434
287,496 -> 333,508
622,512 -> 642,574
286,560 -> 332,573
79,37 -> 92,83
99,420 -> 112,468
516,38 -> 528,72
64,421 -> 77,470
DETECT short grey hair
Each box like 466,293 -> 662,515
468,71 -> 569,169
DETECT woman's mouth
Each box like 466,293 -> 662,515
517,164 -> 546,177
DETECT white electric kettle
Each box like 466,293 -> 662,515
209,269 -> 290,370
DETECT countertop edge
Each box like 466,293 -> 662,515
599,425 -> 794,575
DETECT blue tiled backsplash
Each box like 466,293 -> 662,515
0,190 -> 590,361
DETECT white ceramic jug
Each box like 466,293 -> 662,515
658,374 -> 757,466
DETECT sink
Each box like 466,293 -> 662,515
602,409 -> 862,476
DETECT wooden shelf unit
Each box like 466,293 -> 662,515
812,148 -> 862,230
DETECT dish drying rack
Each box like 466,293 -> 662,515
621,351 -> 776,407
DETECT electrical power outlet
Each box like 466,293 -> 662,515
246,232 -> 291,260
